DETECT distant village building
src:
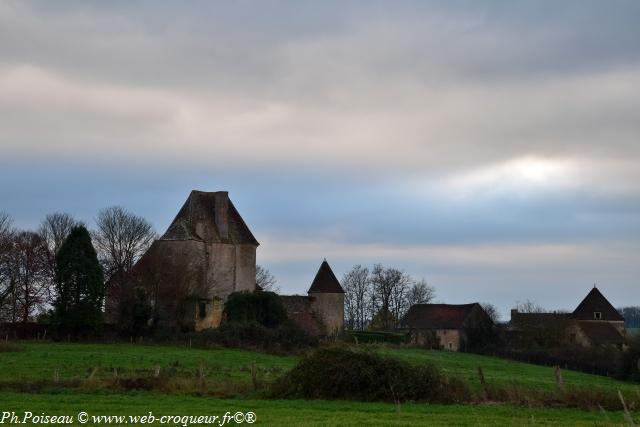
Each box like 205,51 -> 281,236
400,303 -> 494,351
509,287 -> 625,349
280,260 -> 345,337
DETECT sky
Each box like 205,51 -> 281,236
1,0 -> 639,319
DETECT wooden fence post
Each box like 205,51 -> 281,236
554,365 -> 565,392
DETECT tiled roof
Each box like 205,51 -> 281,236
578,322 -> 625,345
572,288 -> 623,321
161,190 -> 259,246
402,303 -> 480,329
307,260 -> 344,294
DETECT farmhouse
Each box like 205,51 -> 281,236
280,260 -> 345,337
400,303 -> 494,351
510,287 -> 626,349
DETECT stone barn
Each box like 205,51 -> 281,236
121,190 -> 259,331
401,303 -> 494,351
280,260 -> 345,337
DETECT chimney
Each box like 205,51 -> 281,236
510,309 -> 518,320
214,191 -> 229,239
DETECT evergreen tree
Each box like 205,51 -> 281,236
53,226 -> 104,335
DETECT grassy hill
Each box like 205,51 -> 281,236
378,347 -> 637,393
1,342 -> 637,425
2,342 -> 634,394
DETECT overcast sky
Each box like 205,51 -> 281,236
1,0 -> 639,318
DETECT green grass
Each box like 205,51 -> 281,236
3,342 -> 637,396
378,347 -> 638,393
0,342 -> 297,386
628,328 -> 640,336
1,391 -> 635,426
1,342 -> 639,425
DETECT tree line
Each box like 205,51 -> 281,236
342,263 -> 435,331
0,208 -> 156,333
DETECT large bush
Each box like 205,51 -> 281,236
271,347 -> 470,403
224,291 -> 287,328
186,321 -> 317,353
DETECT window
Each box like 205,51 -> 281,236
199,302 -> 207,319
447,342 -> 453,350
594,312 -> 602,320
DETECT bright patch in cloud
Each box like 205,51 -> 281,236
439,156 -> 578,197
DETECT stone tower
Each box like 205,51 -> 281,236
125,190 -> 259,331
307,260 -> 345,335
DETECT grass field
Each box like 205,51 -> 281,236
1,391 -> 635,426
2,342 -> 634,394
378,347 -> 638,393
1,342 -> 638,425
0,342 -> 297,388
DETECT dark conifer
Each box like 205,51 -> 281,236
53,226 -> 104,335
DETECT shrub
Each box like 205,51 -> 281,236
224,291 -> 287,328
187,321 -> 317,353
271,347 -> 470,403
346,330 -> 408,345
622,334 -> 640,382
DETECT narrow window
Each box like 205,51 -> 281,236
199,302 -> 207,319
448,342 -> 453,350
594,312 -> 602,320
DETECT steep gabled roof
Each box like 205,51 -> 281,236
307,260 -> 344,294
578,322 -> 625,345
161,190 -> 259,246
572,287 -> 623,321
402,303 -> 480,330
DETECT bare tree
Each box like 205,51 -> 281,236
0,212 -> 11,237
618,306 -> 640,329
371,264 -> 410,330
481,302 -> 501,323
390,274 -> 411,328
39,212 -> 80,303
39,213 -> 80,256
93,206 -> 156,313
342,265 -> 370,330
93,206 -> 156,279
513,300 -> 546,313
1,231 -> 49,323
256,265 -> 279,292
407,279 -> 436,307
0,212 -> 15,316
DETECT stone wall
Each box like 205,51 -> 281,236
436,329 -> 461,351
309,292 -> 344,335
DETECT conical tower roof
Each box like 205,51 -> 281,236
307,260 -> 345,294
